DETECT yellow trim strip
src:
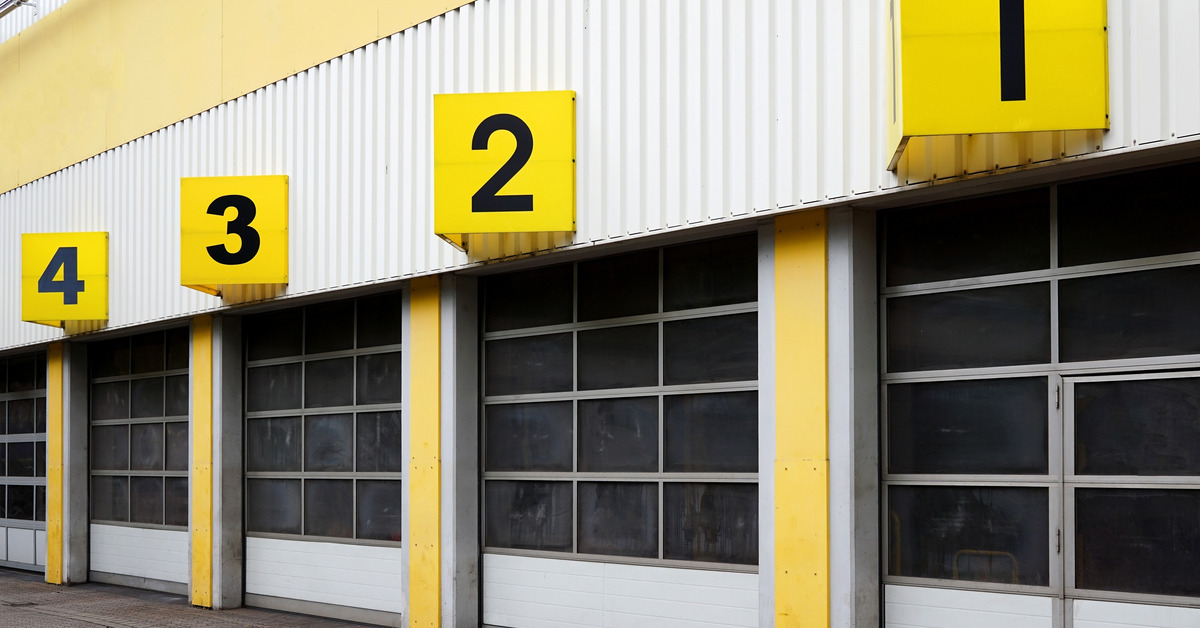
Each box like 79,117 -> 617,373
45,342 -> 64,584
774,211 -> 830,627
191,315 -> 214,607
409,276 -> 442,627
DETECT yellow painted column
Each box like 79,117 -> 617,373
774,211 -> 830,628
45,342 -> 64,584
409,275 -> 442,627
191,315 -> 214,607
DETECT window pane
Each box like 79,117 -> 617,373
130,332 -> 165,374
304,358 -> 354,408
165,422 -> 189,471
131,377 -> 164,418
578,250 -> 659,321
90,339 -> 130,378
246,417 -> 301,472
356,411 -> 404,473
665,392 -> 758,473
164,477 -> 188,526
10,354 -> 37,391
92,476 -> 129,522
7,484 -> 34,520
130,423 -> 165,471
129,476 -> 164,525
246,363 -> 302,412
92,381 -> 130,420
483,264 -> 573,332
7,442 -> 34,477
165,326 -> 190,370
1076,488 -> 1200,597
305,300 -> 355,354
485,480 -> 572,551
1060,265 -> 1200,362
0,359 -> 7,393
1075,378 -> 1200,475
578,324 -> 658,390
35,485 -> 45,522
887,283 -> 1051,372
304,479 -> 354,538
664,314 -> 758,385
578,482 -> 657,558
165,375 -> 188,417
357,480 -> 403,541
246,479 -> 301,534
884,189 -> 1050,286
664,483 -> 758,564
888,485 -> 1049,586
484,333 -> 573,396
7,398 -> 35,434
663,234 -> 758,311
35,354 -> 45,390
35,397 -> 46,433
356,352 -> 403,405
357,292 -> 403,348
91,425 -> 129,471
35,441 -> 45,477
0,445 -> 5,476
889,378 -> 1048,474
246,309 -> 303,360
305,414 -> 354,472
486,402 -> 573,472
578,397 -> 658,472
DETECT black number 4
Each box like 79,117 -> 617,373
206,194 -> 261,265
471,113 -> 534,213
38,246 -> 85,305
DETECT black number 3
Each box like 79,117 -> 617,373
471,113 -> 534,213
206,194 -> 261,265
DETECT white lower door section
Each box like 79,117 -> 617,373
1074,600 -> 1200,628
90,524 -> 189,584
245,537 -> 405,614
884,585 -> 1054,628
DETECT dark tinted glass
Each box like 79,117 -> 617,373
0,359 -> 6,393
1075,378 -> 1200,475
664,314 -> 757,384
92,476 -> 129,522
663,234 -> 757,311
889,377 -> 1048,474
357,292 -> 403,348
305,300 -> 355,354
35,441 -> 45,477
1076,488 -> 1200,597
164,477 -> 188,526
8,398 -> 35,434
10,356 -> 39,392
887,283 -> 1051,372
664,483 -> 758,564
578,250 -> 659,321
0,445 -> 5,475
165,421 -> 188,471
888,485 -> 1049,585
578,482 -> 657,558
129,476 -> 163,524
356,352 -> 403,404
7,484 -> 34,520
885,189 -> 1050,286
1060,265 -> 1200,362
357,480 -> 403,541
92,381 -> 130,420
35,485 -> 45,521
246,363 -> 302,411
7,442 -> 34,476
305,414 -> 353,472
483,264 -> 573,332
304,358 -> 354,408
578,397 -> 658,472
484,333 -> 573,396
90,338 -> 130,378
246,309 -> 303,360
130,423 -> 164,471
356,411 -> 403,472
246,417 -> 301,472
578,324 -> 658,390
165,375 -> 188,416
34,397 -> 46,433
0,486 -> 5,517
304,479 -> 353,538
165,327 -> 190,370
130,333 -> 165,374
131,377 -> 164,418
485,402 -> 573,472
485,480 -> 572,551
246,479 -> 301,534
665,392 -> 758,472
1059,163 -> 1200,266
34,354 -> 45,390
91,425 -> 129,471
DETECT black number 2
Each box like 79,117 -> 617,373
38,246 -> 85,305
206,194 -> 261,265
471,113 -> 534,213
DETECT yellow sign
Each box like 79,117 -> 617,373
181,175 -> 289,294
434,91 -> 576,251
22,232 -> 108,326
888,0 -> 1108,169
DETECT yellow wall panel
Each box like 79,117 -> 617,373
45,342 -> 64,585
409,276 -> 441,627
191,315 -> 214,608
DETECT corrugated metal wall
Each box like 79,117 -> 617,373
0,0 -> 66,46
2,0 -> 1199,349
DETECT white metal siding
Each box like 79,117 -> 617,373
884,585 -> 1054,628
89,524 -> 189,584
483,554 -> 758,628
244,537 -> 405,614
0,0 -> 67,46
1074,599 -> 1200,628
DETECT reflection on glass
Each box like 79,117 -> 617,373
578,482 -> 657,558
485,402 -> 572,472
485,481 -> 572,551
578,397 -> 658,472
246,478 -> 300,534
663,483 -> 758,564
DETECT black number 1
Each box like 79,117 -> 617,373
206,194 -> 261,265
1000,0 -> 1026,101
471,113 -> 534,213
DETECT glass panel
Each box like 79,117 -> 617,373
0,486 -> 4,518
165,422 -> 189,471
8,354 -> 37,392
357,480 -> 403,541
246,363 -> 302,412
304,479 -> 354,538
7,442 -> 34,477
246,417 -> 301,472
485,402 -> 573,472
889,378 -> 1049,474
888,485 -> 1049,585
664,392 -> 758,473
35,485 -> 45,522
35,397 -> 46,432
90,338 -> 130,378
130,423 -> 165,471
884,188 -> 1050,286
663,483 -> 758,564
245,308 -> 304,360
357,292 -> 403,348
7,484 -> 34,520
164,477 -> 188,526
1059,163 -> 1200,267
35,441 -> 45,476
1060,265 -> 1200,362
577,324 -> 658,390
165,326 -> 190,370
91,476 -> 129,522
484,480 -> 572,551
1076,488 -> 1200,597
305,414 -> 354,472
887,283 -> 1051,372
7,398 -> 35,434
246,479 -> 301,534
578,250 -> 659,321
0,359 -> 6,393
0,444 -> 5,476
578,482 -> 657,558
664,313 -> 758,385
130,377 -> 164,418
484,333 -> 573,396
483,264 -> 573,332
1075,378 -> 1200,475
356,351 -> 403,405
356,411 -> 404,473
165,375 -> 188,416
91,381 -> 130,420
129,476 -> 164,525
663,234 -> 758,311
91,425 -> 129,471
304,358 -> 354,408
305,300 -> 355,354
35,353 -> 46,389
130,332 -> 165,374
578,397 -> 658,472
